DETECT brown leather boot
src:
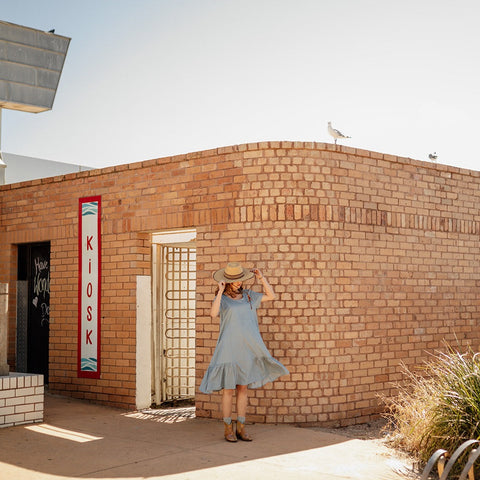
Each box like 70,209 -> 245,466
224,421 -> 237,442
236,420 -> 253,441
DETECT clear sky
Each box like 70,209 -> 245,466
1,0 -> 479,171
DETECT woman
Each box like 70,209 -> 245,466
200,262 -> 289,442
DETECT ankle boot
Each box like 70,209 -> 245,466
236,420 -> 253,441
224,421 -> 237,442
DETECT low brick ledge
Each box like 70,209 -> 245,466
0,373 -> 44,428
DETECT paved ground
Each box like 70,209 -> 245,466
0,394 -> 416,480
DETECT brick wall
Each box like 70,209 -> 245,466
1,142 -> 480,425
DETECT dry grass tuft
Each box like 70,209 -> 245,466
383,345 -> 480,469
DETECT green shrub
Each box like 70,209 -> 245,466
384,346 -> 480,465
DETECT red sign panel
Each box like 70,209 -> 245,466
78,196 -> 101,378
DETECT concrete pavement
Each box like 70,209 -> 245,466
0,394 -> 414,480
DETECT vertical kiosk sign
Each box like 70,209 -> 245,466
78,196 -> 101,378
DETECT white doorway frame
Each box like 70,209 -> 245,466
152,229 -> 196,406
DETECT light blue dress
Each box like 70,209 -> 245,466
199,289 -> 289,393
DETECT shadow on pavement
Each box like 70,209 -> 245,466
0,394 -> 408,480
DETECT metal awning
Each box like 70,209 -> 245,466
0,20 -> 70,113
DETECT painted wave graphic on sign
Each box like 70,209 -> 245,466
82,202 -> 98,216
81,357 -> 97,372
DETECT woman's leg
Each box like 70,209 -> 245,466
236,384 -> 248,418
222,388 -> 234,419
222,389 -> 236,442
235,385 -> 252,441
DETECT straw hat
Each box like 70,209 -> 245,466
213,262 -> 254,283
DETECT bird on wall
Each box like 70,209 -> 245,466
428,152 -> 438,162
328,121 -> 351,145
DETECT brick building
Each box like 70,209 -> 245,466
1,142 -> 479,426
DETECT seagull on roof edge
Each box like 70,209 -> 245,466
328,121 -> 351,145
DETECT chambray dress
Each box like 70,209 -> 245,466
199,289 -> 289,393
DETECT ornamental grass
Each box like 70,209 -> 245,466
384,345 -> 480,468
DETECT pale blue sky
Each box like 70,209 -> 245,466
1,0 -> 480,171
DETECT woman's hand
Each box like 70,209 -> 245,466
251,268 -> 263,280
218,281 -> 226,293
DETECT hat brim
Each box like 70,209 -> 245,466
213,268 -> 254,283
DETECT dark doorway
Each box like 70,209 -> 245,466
17,242 -> 50,383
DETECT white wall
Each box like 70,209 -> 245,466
2,152 -> 93,185
136,275 -> 152,410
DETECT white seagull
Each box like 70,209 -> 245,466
328,121 -> 351,144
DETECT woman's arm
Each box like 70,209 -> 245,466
210,281 -> 225,317
252,269 -> 275,302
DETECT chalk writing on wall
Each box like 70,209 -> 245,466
32,256 -> 50,326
